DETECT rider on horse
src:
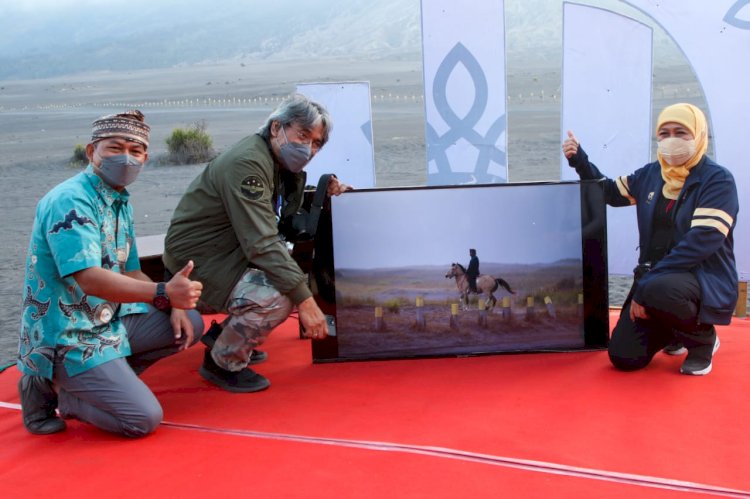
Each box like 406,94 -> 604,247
467,248 -> 479,294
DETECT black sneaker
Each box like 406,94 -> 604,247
663,341 -> 687,356
200,321 -> 222,348
199,350 -> 270,393
18,374 -> 66,435
680,336 -> 720,376
200,321 -> 267,365
248,350 -> 268,365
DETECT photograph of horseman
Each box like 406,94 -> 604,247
324,181 -> 602,360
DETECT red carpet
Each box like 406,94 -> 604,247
1,311 -> 748,498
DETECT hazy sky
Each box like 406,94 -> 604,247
0,0 -> 691,81
6,0 -> 195,8
1,0 -> 641,12
3,0 -> 323,13
3,0 -> 118,10
331,183 -> 583,269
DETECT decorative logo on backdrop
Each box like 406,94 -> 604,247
724,0 -> 750,28
360,120 -> 373,145
427,42 -> 507,184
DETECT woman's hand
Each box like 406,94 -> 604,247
629,299 -> 649,321
562,130 -> 580,159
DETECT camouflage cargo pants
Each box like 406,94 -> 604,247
211,269 -> 293,371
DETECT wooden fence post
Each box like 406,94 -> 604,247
502,296 -> 512,321
450,303 -> 460,330
478,299 -> 488,328
735,281 -> 748,318
374,306 -> 385,331
526,296 -> 535,320
544,296 -> 556,319
415,296 -> 426,330
577,293 -> 584,317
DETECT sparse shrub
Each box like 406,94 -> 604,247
554,277 -> 576,290
383,298 -> 402,315
166,120 -> 216,165
70,144 -> 87,166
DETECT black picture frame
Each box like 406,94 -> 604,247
309,180 -> 608,362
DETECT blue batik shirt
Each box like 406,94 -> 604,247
18,165 -> 148,378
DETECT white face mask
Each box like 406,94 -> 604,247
658,137 -> 697,166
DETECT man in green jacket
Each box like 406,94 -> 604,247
164,94 -> 350,392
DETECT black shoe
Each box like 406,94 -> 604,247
200,321 -> 223,348
248,350 -> 268,365
663,341 -> 687,356
18,375 -> 66,435
199,350 -> 270,393
201,321 -> 267,365
680,336 -> 720,376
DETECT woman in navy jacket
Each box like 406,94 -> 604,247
563,103 -> 738,376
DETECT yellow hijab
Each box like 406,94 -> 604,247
656,103 -> 709,199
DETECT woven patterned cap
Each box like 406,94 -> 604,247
91,110 -> 150,147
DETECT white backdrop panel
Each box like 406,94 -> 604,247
420,0 -> 507,185
622,0 -> 750,279
561,3 -> 653,275
296,82 -> 375,189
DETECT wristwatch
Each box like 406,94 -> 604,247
153,282 -> 171,312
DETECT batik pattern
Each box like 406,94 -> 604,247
18,167 -> 146,378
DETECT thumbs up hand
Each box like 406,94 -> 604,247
166,260 -> 203,309
177,260 -> 194,278
562,130 -> 580,159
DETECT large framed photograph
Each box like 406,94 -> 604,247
310,181 -> 608,362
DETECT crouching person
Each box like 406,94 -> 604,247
163,94 -> 351,393
17,111 -> 204,437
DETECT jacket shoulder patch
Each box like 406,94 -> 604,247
241,175 -> 265,200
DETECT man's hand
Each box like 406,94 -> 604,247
562,130 -> 580,159
165,260 -> 203,309
170,308 -> 195,350
327,176 -> 353,197
629,299 -> 649,321
297,296 -> 328,340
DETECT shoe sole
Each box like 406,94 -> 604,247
199,367 -> 271,393
681,362 -> 713,376
663,346 -> 687,356
24,418 -> 67,435
680,337 -> 720,376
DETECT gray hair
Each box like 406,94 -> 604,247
258,93 -> 332,145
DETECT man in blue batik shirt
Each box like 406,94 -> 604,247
18,110 -> 204,437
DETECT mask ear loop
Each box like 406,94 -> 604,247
91,147 -> 102,168
273,122 -> 288,150
280,125 -> 289,144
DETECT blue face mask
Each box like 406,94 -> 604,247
278,126 -> 312,173
95,154 -> 143,188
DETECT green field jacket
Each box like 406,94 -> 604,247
163,133 -> 311,310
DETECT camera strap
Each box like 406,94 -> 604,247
305,173 -> 334,238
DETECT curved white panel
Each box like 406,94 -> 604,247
561,3 -> 653,275
296,82 -> 376,189
622,0 -> 750,279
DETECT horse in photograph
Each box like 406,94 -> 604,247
445,263 -> 515,311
